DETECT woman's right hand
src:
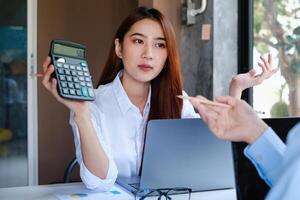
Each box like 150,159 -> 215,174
42,56 -> 90,116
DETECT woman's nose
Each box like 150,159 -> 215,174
142,44 -> 153,60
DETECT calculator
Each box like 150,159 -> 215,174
49,40 -> 95,101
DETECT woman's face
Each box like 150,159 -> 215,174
115,18 -> 168,84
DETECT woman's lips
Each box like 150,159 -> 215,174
138,64 -> 153,71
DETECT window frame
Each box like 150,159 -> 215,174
238,0 -> 253,105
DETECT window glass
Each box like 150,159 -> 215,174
253,0 -> 300,117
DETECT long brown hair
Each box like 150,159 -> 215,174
98,6 -> 183,120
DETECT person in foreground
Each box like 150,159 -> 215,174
190,95 -> 300,199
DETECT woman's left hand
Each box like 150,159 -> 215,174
229,54 -> 279,98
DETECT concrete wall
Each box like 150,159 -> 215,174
180,0 -> 237,98
213,0 -> 237,96
180,0 -> 214,99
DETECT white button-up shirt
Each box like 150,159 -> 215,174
69,71 -> 199,191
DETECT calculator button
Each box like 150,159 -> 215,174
59,75 -> 66,81
57,68 -> 64,74
80,82 -> 86,86
61,81 -> 67,88
78,71 -> 83,76
76,90 -> 82,96
85,77 -> 91,82
66,76 -> 73,82
81,87 -> 88,97
70,65 -> 76,70
88,88 -> 95,97
69,89 -> 76,95
76,66 -> 82,71
65,70 -> 71,75
63,64 -> 69,69
84,72 -> 89,77
56,63 -> 63,67
86,82 -> 92,87
82,68 -> 88,72
62,88 -> 69,94
74,83 -> 80,89
73,77 -> 79,82
71,71 -> 77,76
68,82 -> 74,88
80,62 -> 87,67
79,77 -> 85,81
57,58 -> 66,63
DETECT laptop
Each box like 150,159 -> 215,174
117,118 -> 235,193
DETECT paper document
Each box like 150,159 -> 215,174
49,183 -> 134,200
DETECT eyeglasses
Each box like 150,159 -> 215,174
135,187 -> 192,200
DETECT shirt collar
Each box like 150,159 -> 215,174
144,85 -> 151,116
112,70 -> 151,115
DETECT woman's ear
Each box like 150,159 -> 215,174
114,38 -> 122,59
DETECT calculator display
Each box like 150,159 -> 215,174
53,43 -> 85,59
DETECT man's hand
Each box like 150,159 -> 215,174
190,95 -> 268,144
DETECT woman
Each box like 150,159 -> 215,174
42,7 -> 276,191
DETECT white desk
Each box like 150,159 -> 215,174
0,182 -> 237,200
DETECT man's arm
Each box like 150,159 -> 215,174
244,128 -> 286,186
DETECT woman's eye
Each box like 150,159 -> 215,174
155,43 -> 166,49
133,39 -> 143,44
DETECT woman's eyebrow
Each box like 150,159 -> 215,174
156,37 -> 166,41
129,32 -> 165,41
129,32 -> 145,37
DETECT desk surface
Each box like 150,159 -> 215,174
0,182 -> 237,200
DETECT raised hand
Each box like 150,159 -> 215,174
41,56 -> 90,116
229,54 -> 278,98
189,95 -> 268,144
